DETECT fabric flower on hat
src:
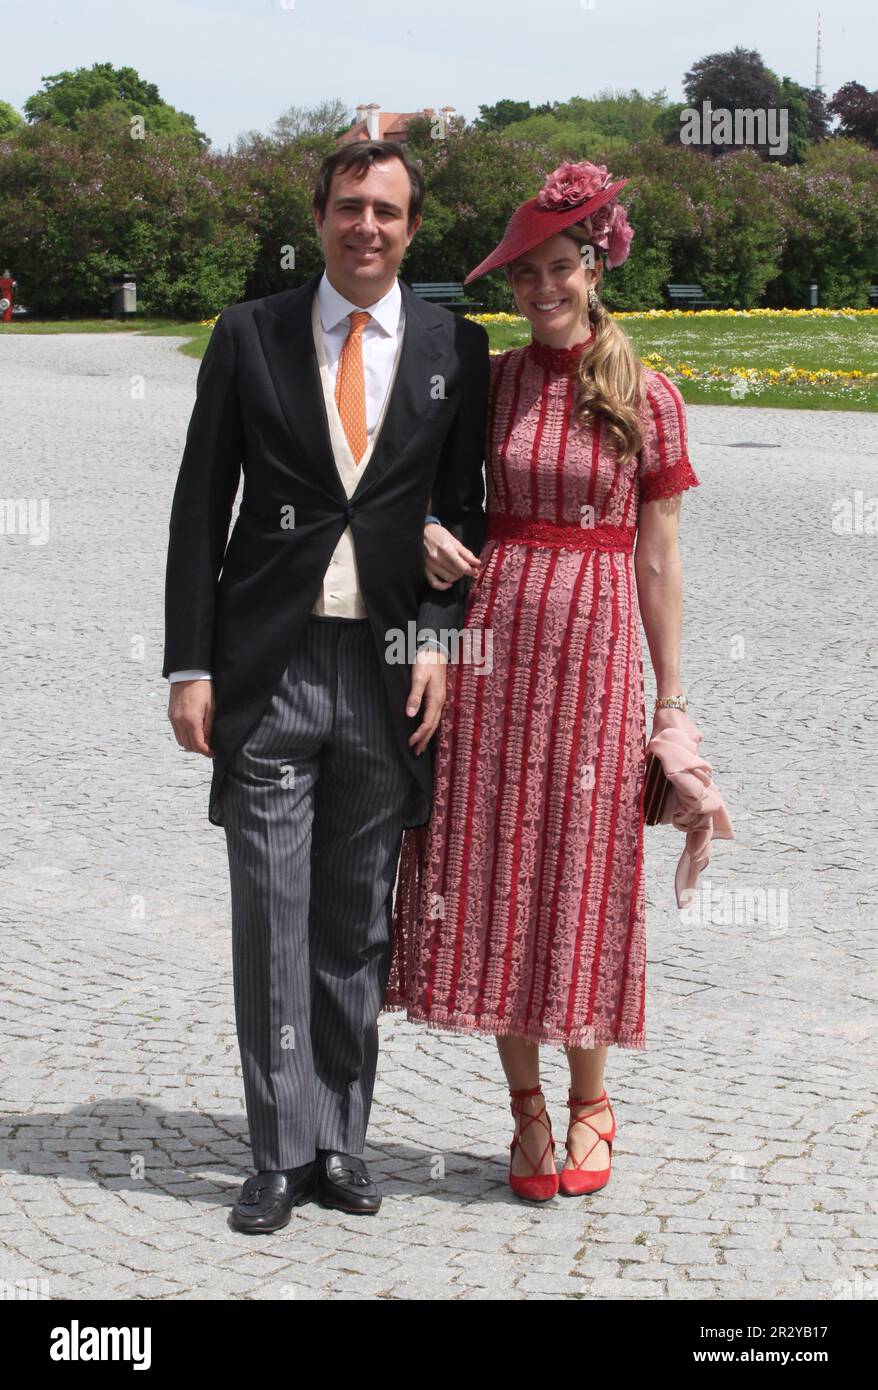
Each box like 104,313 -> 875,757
581,201 -> 635,270
538,160 -> 634,269
536,160 -> 614,210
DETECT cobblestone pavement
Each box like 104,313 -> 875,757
1,331 -> 876,1302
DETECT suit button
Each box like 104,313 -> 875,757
346,505 -> 356,520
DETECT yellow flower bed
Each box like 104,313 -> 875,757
639,351 -> 878,388
470,307 -> 878,324
617,307 -> 878,319
200,308 -> 876,329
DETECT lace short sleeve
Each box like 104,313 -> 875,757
637,370 -> 700,504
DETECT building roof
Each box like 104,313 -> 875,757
338,104 -> 455,144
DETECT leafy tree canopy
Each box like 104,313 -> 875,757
829,81 -> 878,148
270,98 -> 352,142
0,98 -> 23,136
23,63 -> 207,146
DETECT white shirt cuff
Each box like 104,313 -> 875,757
417,639 -> 450,659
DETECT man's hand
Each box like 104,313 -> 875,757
168,679 -> 216,757
407,646 -> 448,755
424,521 -> 481,590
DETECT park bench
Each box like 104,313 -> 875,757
665,282 -> 721,310
411,281 -> 483,313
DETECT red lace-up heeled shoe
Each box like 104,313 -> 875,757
508,1085 -> 559,1202
559,1088 -> 616,1196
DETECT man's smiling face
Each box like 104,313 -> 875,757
314,156 -> 421,305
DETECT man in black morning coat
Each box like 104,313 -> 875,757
163,140 -> 487,1232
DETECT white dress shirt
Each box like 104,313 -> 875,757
169,271 -> 444,682
318,269 -> 404,436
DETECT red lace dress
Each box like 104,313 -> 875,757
383,336 -> 700,1048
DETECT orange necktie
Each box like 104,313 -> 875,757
335,310 -> 371,463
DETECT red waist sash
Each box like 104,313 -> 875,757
485,513 -> 635,554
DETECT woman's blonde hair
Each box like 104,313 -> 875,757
510,223 -> 645,464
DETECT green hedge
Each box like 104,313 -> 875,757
1,113 -> 875,316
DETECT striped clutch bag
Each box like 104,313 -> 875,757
643,750 -> 673,825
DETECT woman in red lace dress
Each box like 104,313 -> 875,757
383,161 -> 700,1201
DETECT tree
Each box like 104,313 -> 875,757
270,98 -> 352,142
555,89 -> 673,143
766,139 -> 878,306
23,63 -> 207,147
0,99 -> 23,136
683,46 -> 780,115
828,82 -> 878,149
776,77 -> 830,162
675,47 -> 825,163
680,47 -> 780,159
235,133 -> 335,299
499,89 -> 674,159
803,84 -> 832,143
0,106 -> 256,316
474,99 -> 553,131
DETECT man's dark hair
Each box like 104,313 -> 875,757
313,140 -> 425,229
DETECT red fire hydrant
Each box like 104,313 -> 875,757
0,269 -> 15,323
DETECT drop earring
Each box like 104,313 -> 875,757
587,287 -> 598,310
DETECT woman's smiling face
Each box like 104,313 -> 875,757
507,233 -> 602,344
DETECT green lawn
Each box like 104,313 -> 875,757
1,317 -> 213,360
5,312 -> 877,409
483,314 -> 878,411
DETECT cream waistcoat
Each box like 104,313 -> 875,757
309,292 -> 406,618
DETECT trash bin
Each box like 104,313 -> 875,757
806,280 -> 818,309
110,272 -> 137,317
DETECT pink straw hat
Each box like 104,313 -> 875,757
464,160 -> 635,284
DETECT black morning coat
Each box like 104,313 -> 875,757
162,270 -> 489,829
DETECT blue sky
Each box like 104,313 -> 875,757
2,0 -> 875,150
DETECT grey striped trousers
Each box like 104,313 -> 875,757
221,615 -> 417,1171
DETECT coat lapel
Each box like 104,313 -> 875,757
253,273 -> 345,505
253,273 -> 448,505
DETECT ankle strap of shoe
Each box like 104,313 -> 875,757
568,1088 -> 607,1107
509,1084 -> 543,1099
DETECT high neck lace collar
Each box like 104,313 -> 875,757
527,330 -> 594,373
